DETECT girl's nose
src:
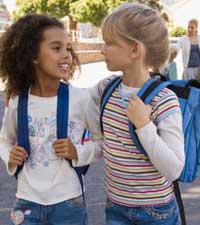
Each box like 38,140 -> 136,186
101,44 -> 105,55
63,49 -> 71,58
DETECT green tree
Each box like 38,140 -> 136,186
13,0 -> 163,28
170,26 -> 186,37
13,0 -> 76,18
70,0 -> 163,27
13,0 -> 79,29
70,0 -> 108,27
106,0 -> 162,12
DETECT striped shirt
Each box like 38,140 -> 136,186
99,76 -> 180,206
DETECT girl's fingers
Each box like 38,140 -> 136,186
12,146 -> 27,155
13,150 -> 27,157
11,159 -> 24,165
9,155 -> 24,166
55,149 -> 69,159
53,138 -> 70,144
11,155 -> 24,162
53,143 -> 67,149
54,147 -> 67,153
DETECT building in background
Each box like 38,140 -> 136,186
0,0 -> 10,33
162,0 -> 200,27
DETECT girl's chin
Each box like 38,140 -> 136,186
106,64 -> 118,71
60,73 -> 70,80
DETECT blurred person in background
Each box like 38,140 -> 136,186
177,18 -> 200,80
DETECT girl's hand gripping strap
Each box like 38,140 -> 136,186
99,76 -> 170,155
129,79 -> 170,155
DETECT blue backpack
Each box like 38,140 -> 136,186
100,76 -> 200,183
16,82 -> 90,196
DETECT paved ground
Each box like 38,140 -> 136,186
0,62 -> 200,225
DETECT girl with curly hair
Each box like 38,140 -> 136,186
0,13 -> 102,225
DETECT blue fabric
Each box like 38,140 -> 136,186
162,62 -> 178,80
9,197 -> 88,225
106,198 -> 181,225
188,44 -> 200,67
168,62 -> 178,80
15,92 -> 30,178
178,85 -> 200,182
57,82 -> 69,139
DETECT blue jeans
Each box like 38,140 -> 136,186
106,198 -> 181,225
9,195 -> 88,225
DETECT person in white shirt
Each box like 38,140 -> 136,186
0,13 -> 102,225
177,18 -> 200,80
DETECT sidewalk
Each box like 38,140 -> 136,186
0,61 -> 200,225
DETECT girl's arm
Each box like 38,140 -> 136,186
0,97 -> 19,175
126,93 -> 185,182
72,75 -> 119,166
135,113 -> 184,182
71,85 -> 103,167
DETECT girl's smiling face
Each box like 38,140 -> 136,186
34,27 -> 73,82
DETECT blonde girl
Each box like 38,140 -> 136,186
90,2 -> 184,224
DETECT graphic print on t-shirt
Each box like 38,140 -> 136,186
27,113 -> 58,169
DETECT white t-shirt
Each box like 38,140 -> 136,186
0,84 -> 103,205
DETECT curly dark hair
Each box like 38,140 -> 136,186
0,13 -> 80,95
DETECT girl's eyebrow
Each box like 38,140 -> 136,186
49,41 -> 62,45
49,40 -> 71,46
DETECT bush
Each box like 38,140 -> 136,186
170,26 -> 187,37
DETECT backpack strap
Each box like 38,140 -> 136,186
16,82 -> 86,196
173,179 -> 187,225
57,82 -> 69,138
128,79 -> 170,154
15,92 -> 30,178
58,83 -> 88,197
100,76 -> 122,133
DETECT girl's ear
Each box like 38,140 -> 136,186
131,41 -> 143,59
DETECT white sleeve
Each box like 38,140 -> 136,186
0,98 -> 18,175
72,85 -> 103,167
135,111 -> 185,182
72,76 -> 119,166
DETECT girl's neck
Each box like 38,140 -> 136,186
30,79 -> 60,97
122,67 -> 151,88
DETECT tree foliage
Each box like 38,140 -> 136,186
70,0 -> 163,27
170,26 -> 186,37
70,0 -> 108,27
13,0 -> 77,19
106,0 -> 162,12
13,0 -> 163,28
